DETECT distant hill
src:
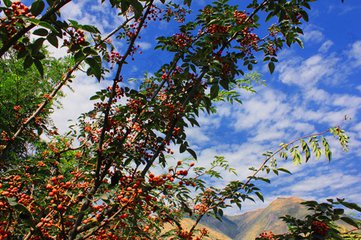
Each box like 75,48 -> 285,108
200,196 -> 308,239
162,218 -> 232,240
164,197 -> 357,239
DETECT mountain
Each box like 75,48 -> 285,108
166,197 -> 357,239
200,196 -> 310,239
231,197 -> 308,239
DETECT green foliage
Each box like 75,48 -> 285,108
0,50 -> 72,166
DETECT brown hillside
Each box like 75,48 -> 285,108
162,218 -> 232,240
233,197 -> 308,239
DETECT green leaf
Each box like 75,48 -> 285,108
74,50 -> 85,62
34,59 -> 44,77
121,0 -> 131,13
339,201 -> 361,212
131,1 -> 143,19
340,217 -> 359,228
219,79 -> 229,90
7,197 -> 34,225
299,10 -> 309,22
277,168 -> 292,175
32,38 -> 45,53
26,18 -> 41,25
179,144 -> 186,153
183,0 -> 191,7
210,84 -> 219,99
322,137 -> 332,161
3,0 -> 12,7
333,208 -> 344,215
187,148 -> 197,160
83,47 -> 98,56
301,140 -> 311,162
292,149 -> 302,164
24,55 -> 34,69
33,28 -> 48,36
255,192 -> 264,202
38,21 -> 58,33
80,24 -> 100,33
315,148 -> 321,160
31,0 -> 45,16
257,177 -> 270,184
46,33 -> 58,48
85,56 -> 102,80
268,61 -> 275,73
68,19 -> 79,28
90,95 -> 100,100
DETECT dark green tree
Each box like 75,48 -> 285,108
0,50 -> 72,168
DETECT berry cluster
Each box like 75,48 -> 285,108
267,44 -> 277,56
0,1 -> 34,44
238,28 -> 259,51
258,231 -> 275,239
0,222 -> 11,239
96,229 -> 118,240
163,5 -> 188,23
234,10 -> 248,25
63,28 -> 86,50
13,105 -> 21,112
206,24 -> 230,35
46,175 -> 73,213
311,220 -> 330,236
173,33 -> 192,48
108,51 -> 121,64
1,131 -> 10,142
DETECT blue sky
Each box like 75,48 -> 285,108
39,0 -> 361,214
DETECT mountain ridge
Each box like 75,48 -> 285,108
199,196 -> 309,239
165,197 -> 357,239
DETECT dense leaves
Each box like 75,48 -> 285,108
0,50 -> 72,167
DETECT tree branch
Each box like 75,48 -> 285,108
0,0 -> 71,58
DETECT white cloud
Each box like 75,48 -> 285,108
232,89 -> 290,131
185,127 -> 210,144
318,40 -> 333,53
61,1 -> 83,20
137,41 -> 152,50
44,41 -> 69,59
279,171 -> 361,196
348,40 -> 361,67
51,72 -> 109,133
302,29 -> 324,43
277,53 -> 338,87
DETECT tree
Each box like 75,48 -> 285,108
0,50 -> 72,167
0,0 -> 359,239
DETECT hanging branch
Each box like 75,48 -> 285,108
0,0 -> 72,58
188,129 -> 334,235
69,2 -> 155,239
